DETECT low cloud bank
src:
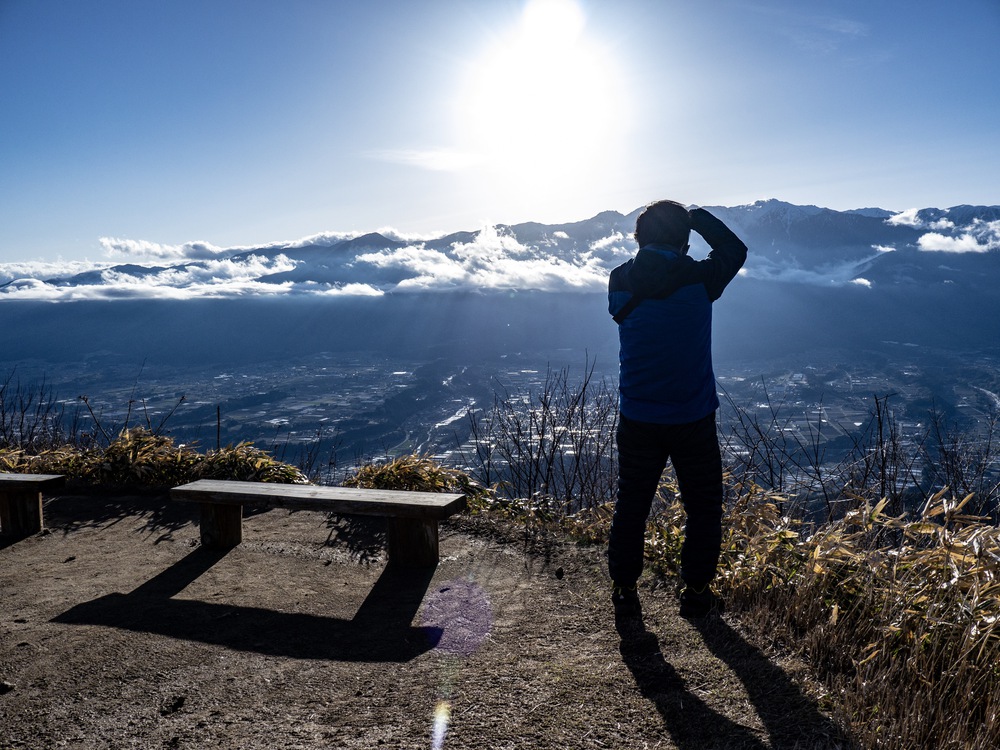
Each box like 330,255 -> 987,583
887,209 -> 1000,254
99,237 -> 228,261
740,253 -> 882,287
917,220 -> 1000,254
0,254 -> 300,301
7,204 -> 998,301
356,225 -> 614,292
1,225 -> 633,301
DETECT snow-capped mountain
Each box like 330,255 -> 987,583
0,200 -> 1000,301
2,200 -> 998,301
1,200 -> 999,370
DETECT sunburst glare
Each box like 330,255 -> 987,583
458,0 -> 626,193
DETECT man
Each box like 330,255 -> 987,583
607,200 -> 747,619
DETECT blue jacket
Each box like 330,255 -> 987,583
608,208 -> 747,424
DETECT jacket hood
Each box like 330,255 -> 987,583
625,245 -> 697,298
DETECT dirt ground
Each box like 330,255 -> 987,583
1,491 -> 855,749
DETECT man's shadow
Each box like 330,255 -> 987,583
52,548 -> 442,662
617,614 -> 853,749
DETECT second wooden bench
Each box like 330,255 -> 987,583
170,479 -> 466,568
0,473 -> 65,540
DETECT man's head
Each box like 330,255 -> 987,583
634,200 -> 691,252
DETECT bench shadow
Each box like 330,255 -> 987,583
52,548 -> 442,663
321,514 -> 385,564
617,615 -> 853,749
43,490 -> 200,541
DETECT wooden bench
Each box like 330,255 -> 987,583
170,479 -> 466,568
0,473 -> 65,539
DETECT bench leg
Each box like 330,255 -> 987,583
0,489 -> 44,539
386,518 -> 439,568
199,503 -> 243,549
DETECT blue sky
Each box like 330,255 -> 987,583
1,0 -> 998,263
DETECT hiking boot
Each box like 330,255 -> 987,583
679,584 -> 719,619
612,583 -> 641,619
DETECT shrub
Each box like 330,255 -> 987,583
197,440 -> 307,484
345,453 -> 488,505
0,428 -> 306,488
637,480 -> 1000,750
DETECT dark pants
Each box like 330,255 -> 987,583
609,411 -> 724,589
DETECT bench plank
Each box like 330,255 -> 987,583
171,480 -> 465,519
0,473 -> 66,488
170,479 -> 466,567
0,474 -> 65,539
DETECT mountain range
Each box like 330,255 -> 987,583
2,199 -> 999,301
2,199 -> 999,369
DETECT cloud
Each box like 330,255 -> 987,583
358,245 -> 467,289
579,231 -> 633,269
918,233 -> 986,253
764,8 -> 869,54
886,208 -> 923,227
8,222 -> 625,300
0,254 -> 301,301
372,227 -> 451,243
42,204 -> 1000,300
885,211 -> 1000,253
589,231 -> 628,252
321,283 -> 384,297
100,230 -> 373,260
0,278 -> 56,299
741,253 -> 884,286
886,211 -> 958,232
0,259 -> 112,285
365,148 -> 483,172
929,218 -> 955,230
917,219 -> 1000,254
283,231 -> 362,249
100,236 -> 227,261
110,254 -> 300,298
820,17 -> 868,37
354,224 -> 608,292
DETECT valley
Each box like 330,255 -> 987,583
8,339 -> 1000,493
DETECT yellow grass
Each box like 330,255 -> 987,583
0,427 -> 306,487
624,479 -> 1000,749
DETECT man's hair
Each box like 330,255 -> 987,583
634,200 -> 691,250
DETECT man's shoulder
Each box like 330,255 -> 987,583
609,260 -> 633,293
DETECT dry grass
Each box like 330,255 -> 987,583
603,478 -> 1000,750
344,453 -> 490,504
0,427 -> 306,487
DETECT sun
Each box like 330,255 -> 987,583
457,0 -> 624,186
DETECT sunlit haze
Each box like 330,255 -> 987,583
457,0 -> 625,200
1,0 -> 998,262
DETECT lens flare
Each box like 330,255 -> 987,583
432,700 -> 451,750
420,579 -> 493,656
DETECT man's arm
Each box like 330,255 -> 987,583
690,208 -> 747,301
